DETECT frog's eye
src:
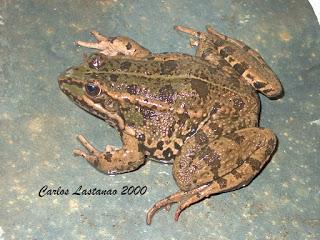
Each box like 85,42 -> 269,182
88,54 -> 105,69
85,82 -> 101,97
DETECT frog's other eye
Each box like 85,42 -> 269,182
85,82 -> 101,97
88,54 -> 105,69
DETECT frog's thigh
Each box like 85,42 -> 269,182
173,127 -> 277,192
74,132 -> 145,174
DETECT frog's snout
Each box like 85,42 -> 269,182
58,67 -> 73,83
58,67 -> 75,94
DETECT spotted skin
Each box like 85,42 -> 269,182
58,25 -> 283,224
175,25 -> 283,98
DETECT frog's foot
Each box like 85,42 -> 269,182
175,25 -> 206,49
146,185 -> 207,225
76,31 -> 151,58
74,134 -> 145,174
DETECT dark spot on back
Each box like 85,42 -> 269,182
191,79 -> 208,99
160,60 -> 178,75
120,61 -> 132,71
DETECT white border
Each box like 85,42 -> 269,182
309,0 -> 320,24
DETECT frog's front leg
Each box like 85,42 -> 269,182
76,31 -> 151,58
146,127 -> 277,224
74,132 -> 145,174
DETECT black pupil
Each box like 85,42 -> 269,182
85,83 -> 100,96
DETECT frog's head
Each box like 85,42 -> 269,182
58,53 -> 121,128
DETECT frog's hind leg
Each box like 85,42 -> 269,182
205,25 -> 283,98
146,127 -> 277,223
175,25 -> 283,98
76,31 -> 151,58
175,25 -> 238,75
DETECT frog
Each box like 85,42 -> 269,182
58,25 -> 283,225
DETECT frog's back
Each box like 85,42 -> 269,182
98,53 -> 258,112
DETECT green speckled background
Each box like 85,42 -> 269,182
1,0 -> 319,239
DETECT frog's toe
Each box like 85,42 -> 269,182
174,25 -> 201,38
76,135 -> 99,154
76,40 -> 103,50
90,30 -> 109,42
73,148 -> 98,163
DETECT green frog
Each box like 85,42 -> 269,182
58,25 -> 283,224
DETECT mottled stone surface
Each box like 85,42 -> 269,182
0,0 -> 319,239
